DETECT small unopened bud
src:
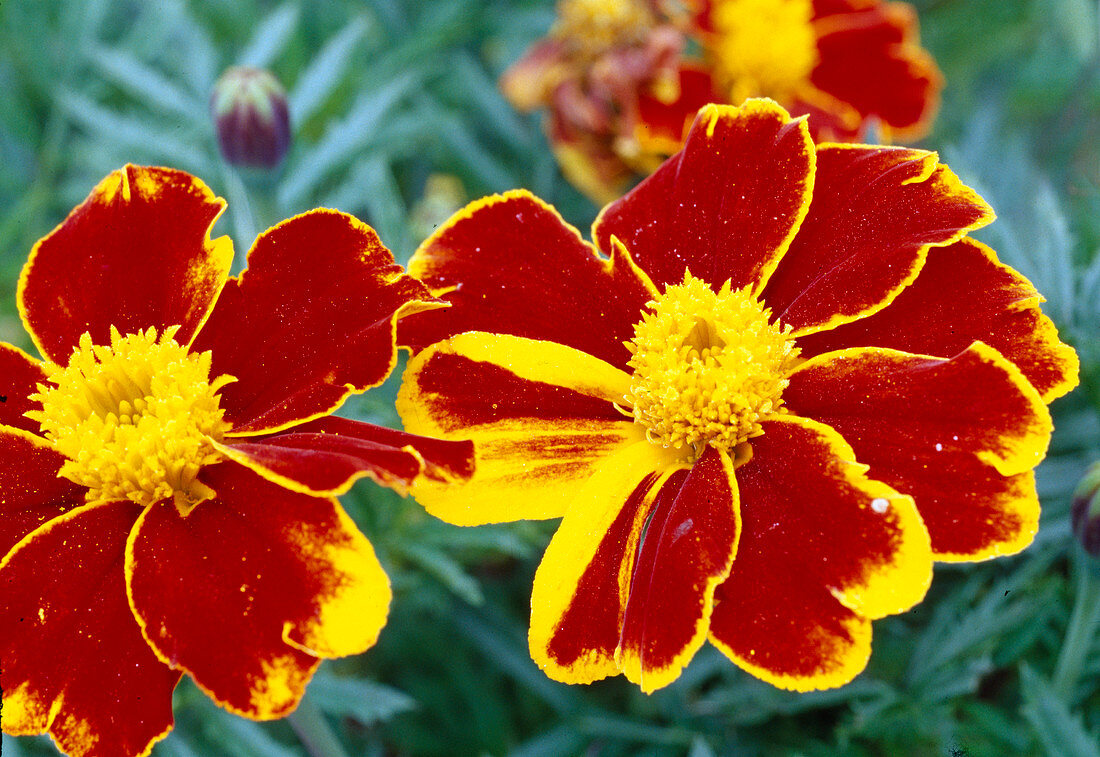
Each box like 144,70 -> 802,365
1072,462 -> 1100,557
210,66 -> 291,168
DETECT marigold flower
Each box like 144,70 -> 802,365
500,0 -> 687,203
0,165 -> 474,757
679,0 -> 943,142
396,101 -> 1079,692
503,0 -> 942,202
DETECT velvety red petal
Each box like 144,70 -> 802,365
784,344 -> 1053,560
0,428 -> 85,559
738,416 -> 930,619
194,209 -> 439,435
398,331 -> 646,525
0,343 -> 47,433
811,3 -> 942,138
794,238 -> 1080,403
18,165 -> 233,364
618,446 -> 740,692
530,441 -> 683,684
811,0 -> 880,18
708,414 -> 932,690
217,415 -> 474,497
0,501 -> 180,757
709,553 -> 872,691
593,100 -> 815,295
125,462 -> 391,720
761,144 -> 993,334
397,191 -> 656,372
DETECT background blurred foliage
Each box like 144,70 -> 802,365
1,0 -> 1099,755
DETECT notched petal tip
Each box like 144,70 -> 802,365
19,165 -> 233,365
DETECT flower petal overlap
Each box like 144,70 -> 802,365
0,165 -> 475,757
397,100 -> 1078,692
500,0 -> 942,202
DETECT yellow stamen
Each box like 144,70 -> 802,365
625,272 -> 799,458
27,326 -> 234,514
706,0 -> 819,102
556,0 -> 655,53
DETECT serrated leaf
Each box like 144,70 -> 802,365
196,702 -> 299,757
688,736 -> 719,757
1020,664 -> 1100,757
54,90 -> 213,174
453,606 -> 582,714
155,734 -> 205,757
322,157 -> 411,262
277,72 -> 419,210
87,46 -> 202,120
289,16 -> 369,125
1,734 -> 30,757
400,543 -> 484,605
508,725 -> 589,757
308,669 -> 417,725
415,523 -> 536,560
447,51 -> 531,148
416,97 -> 516,191
575,713 -> 699,746
237,3 -> 300,69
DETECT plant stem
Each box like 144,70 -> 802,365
1051,549 -> 1100,700
287,696 -> 351,757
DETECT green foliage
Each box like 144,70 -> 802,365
2,0 -> 1100,755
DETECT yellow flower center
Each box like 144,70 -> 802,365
556,0 -> 655,53
625,273 -> 799,457
707,0 -> 819,102
28,326 -> 234,514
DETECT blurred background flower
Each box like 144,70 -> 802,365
1,1 -> 1100,756
501,0 -> 943,201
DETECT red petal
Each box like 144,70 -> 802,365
194,209 -> 438,435
761,144 -> 993,334
398,332 -> 644,525
217,415 -> 474,496
794,238 -> 1080,403
737,416 -> 930,619
811,0 -> 881,17
709,555 -> 872,691
0,501 -> 179,757
18,166 -> 232,364
0,428 -> 85,559
811,3 -> 942,138
125,462 -> 390,720
530,441 -> 683,684
708,415 -> 932,690
618,446 -> 739,692
398,191 -> 655,372
0,343 -> 47,434
594,100 -> 815,294
784,344 -> 1053,560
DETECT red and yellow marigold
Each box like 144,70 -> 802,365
396,101 -> 1078,692
0,165 -> 474,757
500,0 -> 687,203
503,0 -> 942,203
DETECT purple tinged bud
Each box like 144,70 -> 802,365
210,66 -> 291,168
1071,462 -> 1100,557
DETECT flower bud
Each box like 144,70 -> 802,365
210,66 -> 291,168
1072,462 -> 1100,557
